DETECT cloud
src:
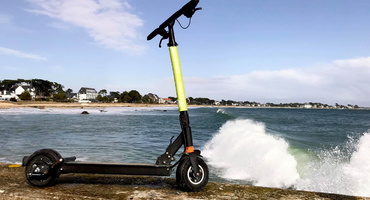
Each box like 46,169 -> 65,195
178,56 -> 370,106
27,0 -> 145,53
0,47 -> 47,61
0,14 -> 12,24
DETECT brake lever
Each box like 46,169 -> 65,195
158,29 -> 169,48
159,37 -> 165,48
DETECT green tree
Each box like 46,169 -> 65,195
101,96 -> 109,103
0,79 -> 19,90
53,82 -> 64,93
96,94 -> 109,103
99,89 -> 107,96
190,97 -> 214,105
53,91 -> 67,102
65,88 -> 73,95
221,99 -> 226,105
121,91 -> 131,103
19,91 -> 32,101
128,90 -> 142,103
31,79 -> 54,98
96,94 -> 103,102
168,96 -> 177,102
142,95 -> 153,103
109,91 -> 121,102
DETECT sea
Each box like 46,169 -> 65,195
1,106 -> 370,197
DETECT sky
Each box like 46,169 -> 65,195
1,0 -> 370,107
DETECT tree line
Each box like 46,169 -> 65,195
0,79 -> 362,108
0,79 -> 168,103
0,79 -> 148,103
96,90 -> 144,103
0,79 -> 66,101
0,79 -> 224,105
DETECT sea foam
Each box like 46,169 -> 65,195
203,119 -> 300,188
203,118 -> 370,197
296,132 -> 370,197
344,132 -> 370,196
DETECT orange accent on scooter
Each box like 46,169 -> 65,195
185,146 -> 194,153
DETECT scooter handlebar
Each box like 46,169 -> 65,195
147,0 -> 200,41
147,28 -> 160,41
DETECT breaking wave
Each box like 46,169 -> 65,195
203,119 -> 370,197
203,119 -> 299,188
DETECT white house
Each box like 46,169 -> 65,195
0,84 -> 36,100
0,89 -> 12,100
12,84 -> 36,97
77,87 -> 98,103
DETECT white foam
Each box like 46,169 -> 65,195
216,108 -> 227,114
344,133 -> 370,196
202,119 -> 370,197
295,132 -> 370,197
203,119 -> 300,188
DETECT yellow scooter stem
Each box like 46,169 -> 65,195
169,46 -> 188,112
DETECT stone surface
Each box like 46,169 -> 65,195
1,164 -> 368,200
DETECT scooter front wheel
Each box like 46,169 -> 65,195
176,156 -> 209,192
25,149 -> 62,187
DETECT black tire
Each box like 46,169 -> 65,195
176,157 -> 187,187
25,149 -> 62,187
176,156 -> 209,192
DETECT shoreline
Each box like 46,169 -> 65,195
1,163 -> 368,199
0,101 -> 367,110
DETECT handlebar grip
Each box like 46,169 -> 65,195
147,28 -> 159,41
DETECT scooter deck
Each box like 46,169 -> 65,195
61,161 -> 172,176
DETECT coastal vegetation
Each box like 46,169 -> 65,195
0,79 -> 64,101
0,78 -> 363,109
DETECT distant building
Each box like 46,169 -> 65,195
12,84 -> 36,97
66,93 -> 78,101
0,87 -> 12,101
0,84 -> 36,100
77,87 -> 98,103
161,98 -> 174,104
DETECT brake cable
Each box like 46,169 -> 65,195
176,17 -> 192,29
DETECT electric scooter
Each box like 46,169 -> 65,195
22,0 -> 208,192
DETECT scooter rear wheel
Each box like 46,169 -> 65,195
176,156 -> 209,192
25,149 -> 62,187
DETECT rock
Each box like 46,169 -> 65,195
81,111 -> 89,114
1,164 -> 368,200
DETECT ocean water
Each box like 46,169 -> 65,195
1,106 -> 370,197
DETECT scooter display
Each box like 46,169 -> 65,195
22,0 -> 208,192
